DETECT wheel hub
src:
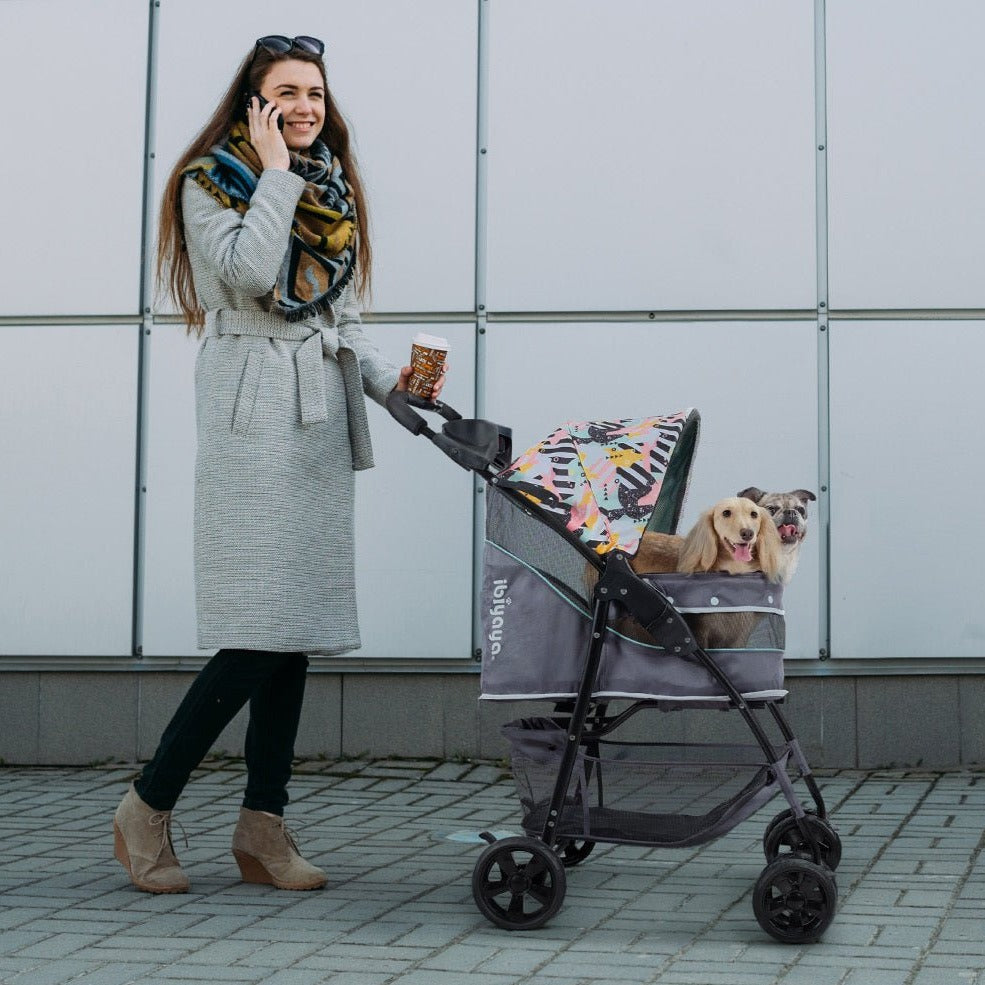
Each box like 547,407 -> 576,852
786,891 -> 806,911
509,873 -> 530,894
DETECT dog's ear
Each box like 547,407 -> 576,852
737,486 -> 766,504
679,509 -> 719,573
755,511 -> 785,583
792,489 -> 817,504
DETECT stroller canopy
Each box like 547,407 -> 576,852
495,410 -> 700,557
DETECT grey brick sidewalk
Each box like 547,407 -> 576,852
2,760 -> 985,985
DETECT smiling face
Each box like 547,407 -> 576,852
259,58 -> 327,151
711,497 -> 763,564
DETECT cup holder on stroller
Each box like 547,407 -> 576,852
441,417 -> 497,447
436,418 -> 512,471
442,417 -> 502,460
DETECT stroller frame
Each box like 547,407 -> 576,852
387,392 -> 840,943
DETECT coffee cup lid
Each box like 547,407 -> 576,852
413,332 -> 449,350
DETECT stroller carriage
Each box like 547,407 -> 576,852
388,394 -> 840,944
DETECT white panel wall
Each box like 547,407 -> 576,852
153,0 -> 476,315
486,0 -> 817,312
140,324 -> 199,657
140,321 -> 475,659
0,1 -> 147,316
827,1 -> 985,308
830,321 -> 985,658
5,2 -> 985,671
0,326 -> 138,656
356,324 -> 476,659
484,321 -> 820,659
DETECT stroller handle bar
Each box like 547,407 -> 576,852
386,390 -> 513,473
386,388 -> 462,434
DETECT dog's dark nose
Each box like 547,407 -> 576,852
782,509 -> 798,522
740,528 -> 754,541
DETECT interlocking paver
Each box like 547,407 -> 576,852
12,933 -> 106,959
2,763 -> 985,985
5,960 -> 97,985
150,970 -> 266,983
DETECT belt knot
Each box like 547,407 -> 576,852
205,309 -> 374,471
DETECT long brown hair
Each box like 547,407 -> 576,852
157,45 -> 372,333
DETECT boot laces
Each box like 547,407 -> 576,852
278,817 -> 301,855
149,811 -> 188,852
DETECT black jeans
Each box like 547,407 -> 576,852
135,648 -> 308,816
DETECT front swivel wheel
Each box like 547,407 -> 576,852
753,855 -> 837,943
472,837 -> 566,930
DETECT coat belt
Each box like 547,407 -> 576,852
204,309 -> 374,470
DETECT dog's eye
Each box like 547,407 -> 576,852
751,510 -> 758,519
797,507 -> 806,517
767,505 -> 778,515
722,509 -> 731,518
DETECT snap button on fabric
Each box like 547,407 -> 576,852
710,597 -> 719,606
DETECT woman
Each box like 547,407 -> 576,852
113,35 -> 443,894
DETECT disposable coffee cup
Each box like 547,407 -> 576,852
408,332 -> 448,400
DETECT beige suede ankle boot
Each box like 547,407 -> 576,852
232,808 -> 326,890
113,783 -> 189,893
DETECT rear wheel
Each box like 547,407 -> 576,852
472,837 -> 566,931
753,856 -> 837,943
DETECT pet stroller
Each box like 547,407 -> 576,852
387,394 -> 840,943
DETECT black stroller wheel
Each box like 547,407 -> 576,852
762,807 -> 803,845
763,811 -> 842,871
753,856 -> 837,944
556,839 -> 596,867
472,837 -> 566,931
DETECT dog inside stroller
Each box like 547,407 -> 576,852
388,394 -> 840,944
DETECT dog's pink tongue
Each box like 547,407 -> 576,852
778,524 -> 798,540
733,543 -> 753,563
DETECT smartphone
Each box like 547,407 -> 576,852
244,90 -> 285,131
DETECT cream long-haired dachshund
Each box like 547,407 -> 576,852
631,496 -> 783,580
596,497 -> 783,650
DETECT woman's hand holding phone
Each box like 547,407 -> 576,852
246,95 -> 290,172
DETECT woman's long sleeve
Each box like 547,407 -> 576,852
336,283 -> 401,405
181,170 -> 306,296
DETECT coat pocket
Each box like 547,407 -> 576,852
231,350 -> 265,435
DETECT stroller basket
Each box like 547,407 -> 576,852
504,718 -> 790,848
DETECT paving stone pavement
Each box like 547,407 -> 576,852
1,759 -> 984,985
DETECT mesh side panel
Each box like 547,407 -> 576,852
746,612 -> 785,650
617,610 -> 785,651
486,485 -> 596,606
510,754 -> 586,831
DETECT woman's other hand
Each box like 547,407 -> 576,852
395,363 -> 448,401
247,97 -> 291,172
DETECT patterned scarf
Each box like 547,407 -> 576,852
184,122 -> 356,322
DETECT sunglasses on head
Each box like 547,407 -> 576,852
255,35 -> 325,57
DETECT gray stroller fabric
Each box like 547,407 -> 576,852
480,532 -> 786,703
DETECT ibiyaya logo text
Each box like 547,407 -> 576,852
487,578 -> 511,657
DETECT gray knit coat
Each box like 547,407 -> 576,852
182,169 -> 400,654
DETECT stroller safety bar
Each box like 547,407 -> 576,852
386,390 -> 513,472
